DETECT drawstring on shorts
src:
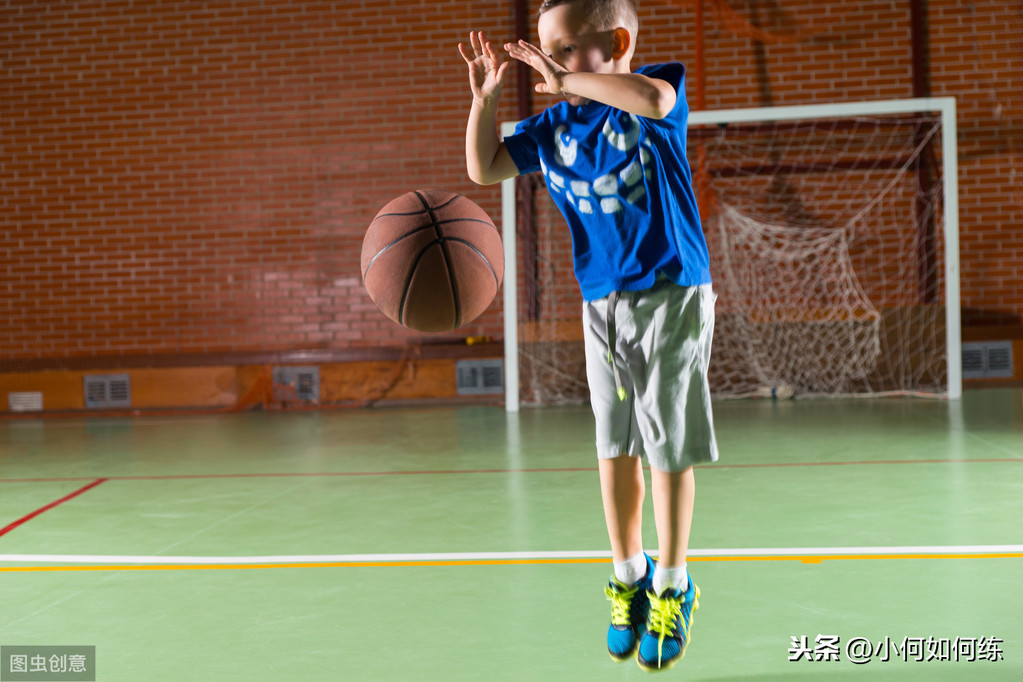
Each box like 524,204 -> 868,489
606,290 -> 627,402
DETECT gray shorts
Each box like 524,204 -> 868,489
583,278 -> 719,472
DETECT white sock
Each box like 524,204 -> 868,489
612,551 -> 648,585
653,562 -> 688,595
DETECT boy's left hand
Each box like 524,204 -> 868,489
504,40 -> 568,95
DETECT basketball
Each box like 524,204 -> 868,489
361,189 -> 504,333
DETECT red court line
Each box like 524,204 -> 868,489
0,458 -> 1018,485
0,478 -> 108,539
0,469 -> 594,484
704,457 -> 1023,469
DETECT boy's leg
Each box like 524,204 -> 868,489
599,454 -> 654,661
650,465 -> 694,572
638,465 -> 700,672
598,455 -> 645,562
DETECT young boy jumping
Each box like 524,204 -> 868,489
458,0 -> 718,672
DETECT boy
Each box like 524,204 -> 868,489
458,0 -> 717,672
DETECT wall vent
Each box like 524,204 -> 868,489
962,341 -> 1014,379
83,374 -> 132,409
456,359 -> 504,395
272,366 -> 320,403
8,391 -> 44,412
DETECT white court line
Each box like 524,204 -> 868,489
1,545 -> 1022,564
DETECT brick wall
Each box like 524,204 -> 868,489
2,0 -> 1021,371
1,0 -> 515,368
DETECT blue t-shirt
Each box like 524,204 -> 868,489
503,63 -> 711,301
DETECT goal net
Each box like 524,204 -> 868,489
500,98 -> 960,408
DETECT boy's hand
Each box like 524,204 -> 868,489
458,31 -> 509,108
504,40 -> 568,96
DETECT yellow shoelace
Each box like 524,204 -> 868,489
604,582 -> 639,626
647,591 -> 684,638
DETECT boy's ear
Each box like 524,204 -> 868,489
611,27 -> 631,59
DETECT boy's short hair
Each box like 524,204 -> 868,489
538,0 -> 639,34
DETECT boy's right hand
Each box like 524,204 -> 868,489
458,31 -> 509,108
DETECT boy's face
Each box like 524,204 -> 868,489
538,2 -> 623,106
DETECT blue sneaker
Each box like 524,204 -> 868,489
604,553 -> 654,661
637,576 -> 699,672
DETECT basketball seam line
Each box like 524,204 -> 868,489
396,191 -> 458,328
375,216 -> 497,231
443,238 -> 501,288
373,193 -> 460,218
362,219 -> 496,281
419,191 -> 459,328
424,194 -> 462,328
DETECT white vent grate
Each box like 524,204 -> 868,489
8,391 -> 44,412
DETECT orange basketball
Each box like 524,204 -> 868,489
361,190 -> 504,332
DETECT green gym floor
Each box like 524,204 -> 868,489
1,389 -> 1021,681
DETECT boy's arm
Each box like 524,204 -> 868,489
559,71 -> 676,119
465,99 -> 520,186
504,40 -> 676,120
459,32 -> 521,186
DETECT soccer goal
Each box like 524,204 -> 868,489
499,98 -> 960,410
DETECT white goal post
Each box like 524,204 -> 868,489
499,97 -> 961,411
